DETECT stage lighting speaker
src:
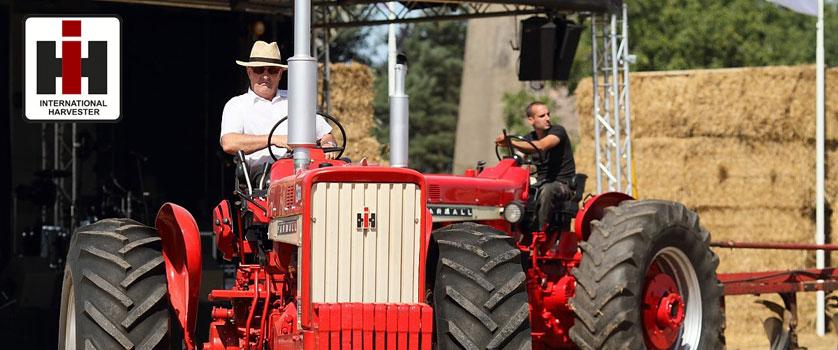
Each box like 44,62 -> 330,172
518,17 -> 583,81
554,21 -> 583,81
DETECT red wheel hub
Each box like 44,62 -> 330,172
643,264 -> 685,350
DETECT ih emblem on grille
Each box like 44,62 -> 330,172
356,207 -> 376,231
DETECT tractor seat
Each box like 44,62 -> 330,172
526,173 -> 588,230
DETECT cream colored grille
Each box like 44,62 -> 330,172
310,182 -> 422,304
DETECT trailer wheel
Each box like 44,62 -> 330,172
568,200 -> 723,350
58,218 -> 173,350
429,222 -> 531,349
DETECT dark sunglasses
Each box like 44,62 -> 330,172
251,66 -> 282,75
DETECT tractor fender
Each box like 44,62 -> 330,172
156,203 -> 202,350
574,192 -> 634,240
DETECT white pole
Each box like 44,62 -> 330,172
387,2 -> 397,96
815,0 -> 825,337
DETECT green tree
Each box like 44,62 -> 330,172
566,1 -> 838,88
373,21 -> 466,173
325,27 -> 374,65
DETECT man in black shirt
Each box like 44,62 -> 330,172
495,101 -> 576,230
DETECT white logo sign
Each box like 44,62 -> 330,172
24,16 -> 121,121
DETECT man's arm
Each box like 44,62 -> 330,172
220,133 -> 289,155
495,133 -> 560,154
511,135 -> 560,153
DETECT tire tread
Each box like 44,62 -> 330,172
431,223 -> 531,349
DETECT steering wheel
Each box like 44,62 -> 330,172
495,133 -> 545,165
268,112 -> 347,161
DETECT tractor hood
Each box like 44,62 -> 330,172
424,159 -> 529,207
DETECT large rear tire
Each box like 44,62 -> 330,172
568,200 -> 724,350
429,222 -> 532,350
58,218 -> 172,350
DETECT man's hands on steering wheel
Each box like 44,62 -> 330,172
269,134 -> 291,150
268,113 -> 348,161
495,131 -> 545,176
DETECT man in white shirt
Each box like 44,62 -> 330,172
220,41 -> 335,171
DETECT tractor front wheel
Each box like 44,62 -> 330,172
429,222 -> 531,349
58,218 -> 173,350
568,200 -> 724,350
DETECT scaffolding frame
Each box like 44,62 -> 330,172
41,123 -> 78,231
312,2 -> 544,28
591,3 -> 633,195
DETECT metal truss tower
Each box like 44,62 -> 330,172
591,3 -> 634,195
41,123 -> 78,231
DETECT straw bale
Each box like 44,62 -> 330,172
702,208 -> 812,273
317,63 -> 381,161
578,137 -> 817,208
573,66 -> 838,341
345,137 -> 385,164
724,293 -> 825,346
575,66 -> 838,142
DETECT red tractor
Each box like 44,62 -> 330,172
56,1 -> 723,349
56,123 -> 722,350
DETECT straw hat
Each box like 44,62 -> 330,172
236,41 -> 287,68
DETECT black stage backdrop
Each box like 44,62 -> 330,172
3,1 -> 293,346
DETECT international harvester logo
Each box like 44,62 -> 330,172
24,16 -> 121,121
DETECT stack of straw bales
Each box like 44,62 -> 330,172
574,66 -> 838,343
318,63 -> 383,163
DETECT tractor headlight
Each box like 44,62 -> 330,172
502,202 -> 524,224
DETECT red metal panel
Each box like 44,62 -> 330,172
574,192 -> 633,240
299,174 -> 313,328
155,203 -> 202,350
363,304 -> 374,350
352,304 -> 363,350
330,305 -> 341,350
212,200 -> 236,260
397,305 -> 409,350
711,241 -> 838,251
420,305 -> 433,350
375,304 -> 387,350
719,268 -> 838,295
341,304 -> 352,349
306,166 -> 426,186
317,304 -> 331,350
387,305 -> 398,350
408,305 -> 420,349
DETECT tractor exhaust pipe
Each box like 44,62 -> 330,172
288,0 -> 316,171
389,54 -> 409,168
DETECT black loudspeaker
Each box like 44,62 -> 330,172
518,17 -> 584,81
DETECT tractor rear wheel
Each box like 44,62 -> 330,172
568,200 -> 723,350
429,222 -> 531,349
58,218 -> 172,350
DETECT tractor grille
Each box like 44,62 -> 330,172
310,182 -> 422,304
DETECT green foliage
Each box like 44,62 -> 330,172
373,21 -> 466,173
326,27 -> 374,65
566,1 -> 838,91
500,90 -> 555,136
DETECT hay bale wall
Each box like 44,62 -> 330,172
318,63 -> 383,163
574,65 -> 838,345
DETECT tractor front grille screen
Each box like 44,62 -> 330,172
310,182 -> 422,304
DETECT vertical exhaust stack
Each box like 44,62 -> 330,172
389,54 -> 409,168
288,0 -> 317,171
